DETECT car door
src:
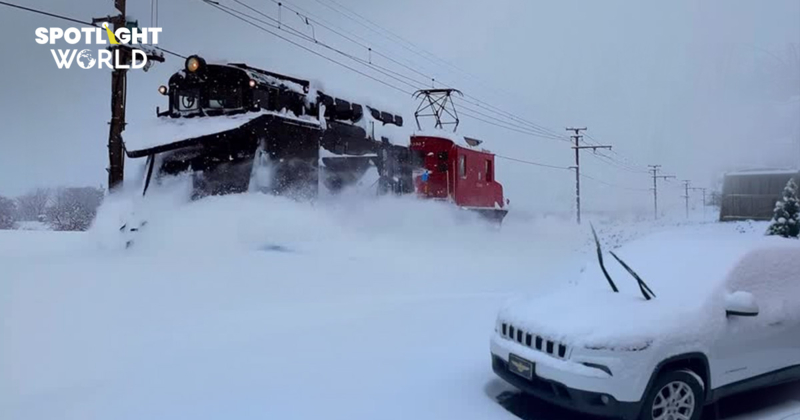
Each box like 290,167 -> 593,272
710,246 -> 800,389
711,311 -> 781,388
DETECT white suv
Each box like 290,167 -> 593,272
490,227 -> 800,420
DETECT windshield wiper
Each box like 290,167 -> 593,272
608,251 -> 656,301
590,224 -> 656,300
591,224 -> 619,293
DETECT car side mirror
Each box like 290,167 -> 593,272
725,291 -> 759,317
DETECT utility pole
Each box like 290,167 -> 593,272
93,0 -> 163,192
566,127 -> 612,224
93,0 -> 128,192
648,165 -> 675,220
682,180 -> 691,219
689,186 -> 707,220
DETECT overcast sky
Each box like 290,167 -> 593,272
0,0 -> 798,214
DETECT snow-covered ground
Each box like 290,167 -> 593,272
12,221 -> 50,231
0,194 -> 797,420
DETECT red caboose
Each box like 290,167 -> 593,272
410,134 -> 508,222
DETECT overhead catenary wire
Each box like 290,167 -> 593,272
201,0 -> 415,95
312,0 -> 528,105
317,0 -> 571,140
248,0 -> 570,142
208,0 -> 571,142
459,109 -> 569,141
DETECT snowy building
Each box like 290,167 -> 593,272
719,169 -> 800,221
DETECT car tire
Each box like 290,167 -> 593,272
638,369 -> 704,420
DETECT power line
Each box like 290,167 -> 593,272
587,152 -> 650,174
494,155 -> 571,171
209,0 -> 571,142
156,47 -> 186,59
202,0 -> 414,95
0,0 -> 95,26
314,0 -> 527,105
0,0 -> 183,61
241,0 -> 568,141
458,108 -> 568,141
494,154 -> 650,191
261,0 -> 568,141
580,172 -> 650,192
583,133 -> 651,173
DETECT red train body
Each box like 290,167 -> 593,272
410,135 -> 508,221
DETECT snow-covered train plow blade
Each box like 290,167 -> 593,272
125,112 -> 322,198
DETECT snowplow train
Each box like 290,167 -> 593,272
123,55 -> 508,222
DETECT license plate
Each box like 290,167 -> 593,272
508,354 -> 534,380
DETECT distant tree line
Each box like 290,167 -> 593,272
0,187 -> 104,231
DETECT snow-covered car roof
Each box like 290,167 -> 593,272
499,224 -> 800,350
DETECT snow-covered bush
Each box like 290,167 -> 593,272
0,196 -> 17,229
15,188 -> 50,222
766,178 -> 799,239
45,187 -> 104,231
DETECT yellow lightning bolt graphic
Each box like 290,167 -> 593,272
102,23 -> 120,45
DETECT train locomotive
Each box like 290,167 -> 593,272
123,55 -> 508,221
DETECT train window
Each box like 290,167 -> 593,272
175,89 -> 200,112
207,86 -> 242,110
485,160 -> 493,182
253,89 -> 269,110
459,155 -> 466,178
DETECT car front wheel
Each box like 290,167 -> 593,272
639,369 -> 704,420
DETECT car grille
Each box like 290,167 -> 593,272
500,322 -> 569,359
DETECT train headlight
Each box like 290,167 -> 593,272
158,85 -> 168,95
249,79 -> 257,88
185,55 -> 205,73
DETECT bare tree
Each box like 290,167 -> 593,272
45,187 -> 105,231
0,196 -> 17,230
15,188 -> 50,221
